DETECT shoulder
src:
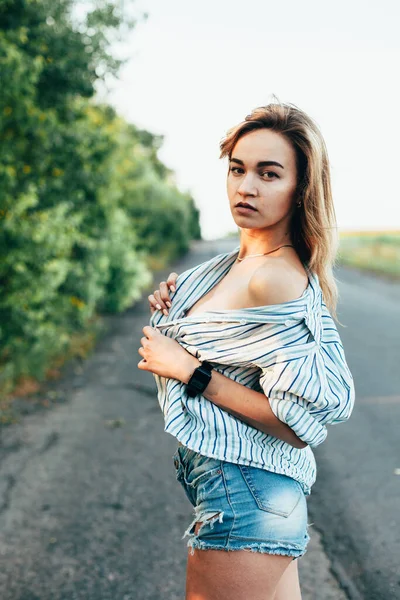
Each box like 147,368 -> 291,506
248,257 -> 309,306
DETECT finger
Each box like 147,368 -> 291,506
167,272 -> 179,293
143,325 -> 156,337
140,337 -> 147,346
154,290 -> 170,316
137,358 -> 147,370
148,294 -> 160,312
159,281 -> 172,308
148,292 -> 164,312
153,290 -> 168,312
138,347 -> 146,357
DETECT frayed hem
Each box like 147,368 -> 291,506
187,538 -> 307,558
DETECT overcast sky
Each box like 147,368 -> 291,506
105,0 -> 400,239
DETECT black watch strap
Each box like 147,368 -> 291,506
186,360 -> 213,397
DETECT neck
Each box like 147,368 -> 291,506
238,232 -> 294,257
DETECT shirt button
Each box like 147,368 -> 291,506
240,319 -> 246,325
285,319 -> 293,326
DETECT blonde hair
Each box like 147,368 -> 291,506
219,97 -> 341,323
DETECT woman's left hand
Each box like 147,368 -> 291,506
137,326 -> 199,383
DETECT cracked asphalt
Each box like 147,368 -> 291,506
0,239 -> 399,599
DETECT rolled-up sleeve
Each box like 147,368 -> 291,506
259,343 -> 355,448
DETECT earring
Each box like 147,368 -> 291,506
296,200 -> 302,207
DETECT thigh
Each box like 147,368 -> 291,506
273,558 -> 302,600
186,546 -> 293,600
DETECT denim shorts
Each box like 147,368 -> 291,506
172,442 -> 310,559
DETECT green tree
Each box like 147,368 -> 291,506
0,0 -> 201,399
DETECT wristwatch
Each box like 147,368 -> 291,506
186,360 -> 213,397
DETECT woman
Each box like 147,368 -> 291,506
138,101 -> 355,600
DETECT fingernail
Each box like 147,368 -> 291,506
169,285 -> 176,292
156,303 -> 162,310
166,301 -> 172,308
163,309 -> 169,316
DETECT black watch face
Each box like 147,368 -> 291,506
198,368 -> 212,384
188,365 -> 212,395
192,371 -> 209,391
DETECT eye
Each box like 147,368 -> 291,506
261,171 -> 279,179
229,167 -> 243,175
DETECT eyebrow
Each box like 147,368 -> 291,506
229,157 -> 285,169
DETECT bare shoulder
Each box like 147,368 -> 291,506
248,257 -> 309,306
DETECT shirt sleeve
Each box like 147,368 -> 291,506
259,340 -> 356,448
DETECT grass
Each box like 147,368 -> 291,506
338,230 -> 400,279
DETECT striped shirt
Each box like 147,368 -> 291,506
149,244 -> 355,495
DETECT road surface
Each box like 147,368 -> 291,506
0,238 -> 398,599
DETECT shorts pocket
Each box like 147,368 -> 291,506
238,465 -> 303,518
187,457 -> 223,504
172,448 -> 195,505
174,448 -> 222,506
184,454 -> 222,488
172,448 -> 186,480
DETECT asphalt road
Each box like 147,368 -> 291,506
0,239 -> 398,599
306,251 -> 400,600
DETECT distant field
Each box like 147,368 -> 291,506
338,230 -> 400,279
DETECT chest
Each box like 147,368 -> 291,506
184,267 -> 255,317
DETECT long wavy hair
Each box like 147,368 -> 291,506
219,98 -> 341,323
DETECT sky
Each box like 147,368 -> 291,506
102,0 -> 400,240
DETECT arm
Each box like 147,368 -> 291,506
248,264 -> 355,449
178,355 -> 308,450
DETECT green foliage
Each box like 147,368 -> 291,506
338,232 -> 400,278
0,0 -> 201,400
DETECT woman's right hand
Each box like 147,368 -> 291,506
148,272 -> 179,316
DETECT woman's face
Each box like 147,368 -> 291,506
227,128 -> 299,232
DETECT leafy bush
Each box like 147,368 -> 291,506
0,0 -> 201,401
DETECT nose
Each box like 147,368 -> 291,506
237,173 -> 257,197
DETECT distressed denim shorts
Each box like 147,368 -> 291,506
173,442 -> 310,559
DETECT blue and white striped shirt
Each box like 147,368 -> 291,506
149,245 -> 355,495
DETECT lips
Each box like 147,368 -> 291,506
235,202 -> 257,210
